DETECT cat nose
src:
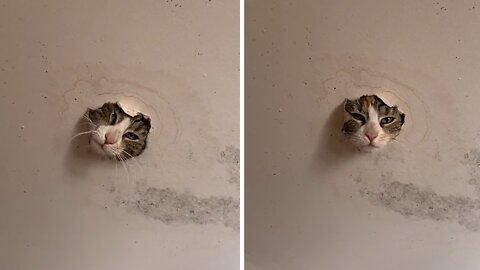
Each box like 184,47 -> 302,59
365,131 -> 378,142
104,133 -> 116,144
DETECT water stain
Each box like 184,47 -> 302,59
462,149 -> 480,195
116,187 -> 240,230
360,181 -> 480,231
219,145 -> 240,184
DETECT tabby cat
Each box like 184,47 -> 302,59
342,95 -> 405,148
84,102 -> 151,158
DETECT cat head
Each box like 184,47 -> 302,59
85,102 -> 151,158
342,95 -> 405,148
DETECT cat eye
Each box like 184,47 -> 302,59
380,117 -> 395,125
110,111 -> 117,125
124,132 -> 139,140
351,113 -> 365,122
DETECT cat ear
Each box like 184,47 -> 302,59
400,113 -> 405,125
344,98 -> 354,111
112,102 -> 127,114
85,108 -> 92,117
373,95 -> 387,106
137,113 -> 151,131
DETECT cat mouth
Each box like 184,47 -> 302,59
363,142 -> 380,148
101,144 -> 119,156
90,139 -> 115,156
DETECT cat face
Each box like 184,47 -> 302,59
342,95 -> 405,148
85,102 -> 151,158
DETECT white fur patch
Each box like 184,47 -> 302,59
91,118 -> 131,156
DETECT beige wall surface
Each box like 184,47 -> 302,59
0,1 -> 239,269
246,0 -> 480,269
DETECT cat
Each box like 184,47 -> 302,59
342,95 -> 405,148
84,102 -> 151,159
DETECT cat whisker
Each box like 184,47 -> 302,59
82,114 -> 93,122
108,146 -> 135,183
123,155 -> 135,183
82,115 -> 94,123
108,148 -> 121,179
81,115 -> 97,127
115,152 -> 131,184
121,150 -> 142,170
71,130 -> 98,141
79,122 -> 96,128
114,154 -> 118,179
120,150 -> 142,181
